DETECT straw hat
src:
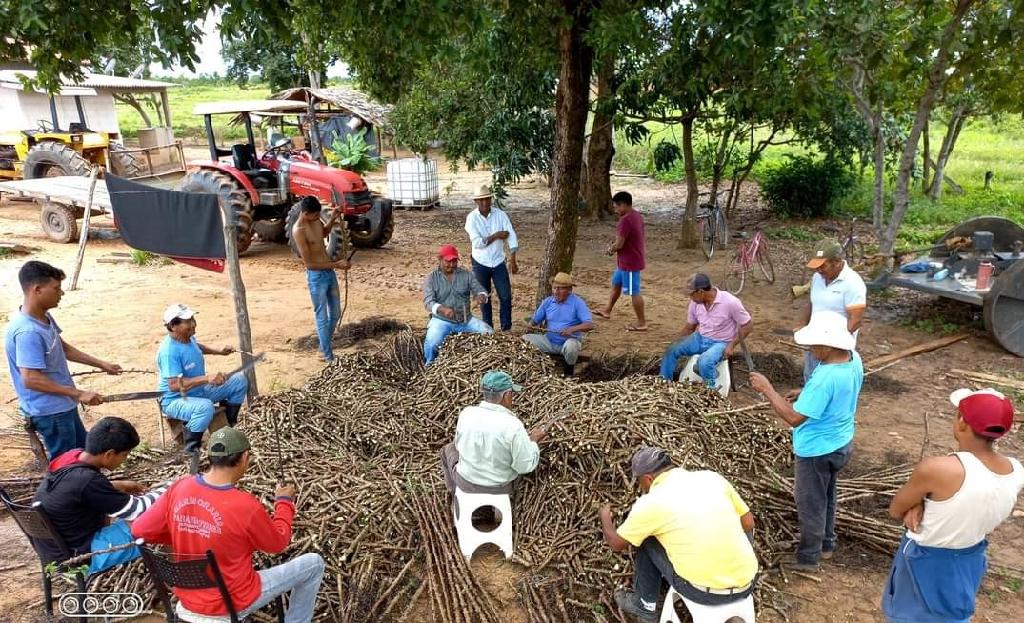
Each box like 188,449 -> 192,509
549,272 -> 575,287
794,311 -> 855,351
473,185 -> 493,200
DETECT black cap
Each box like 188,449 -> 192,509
687,273 -> 712,292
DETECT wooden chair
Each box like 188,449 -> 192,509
136,540 -> 284,623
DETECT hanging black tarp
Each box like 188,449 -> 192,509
105,174 -> 226,272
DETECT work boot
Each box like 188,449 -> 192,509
562,361 -> 575,378
183,430 -> 204,475
613,588 -> 657,623
223,403 -> 241,427
779,553 -> 820,572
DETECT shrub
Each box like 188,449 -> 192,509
324,128 -> 381,175
759,155 -> 857,218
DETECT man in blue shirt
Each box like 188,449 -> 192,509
750,310 -> 863,571
524,272 -> 594,377
156,303 -> 247,473
4,261 -> 122,459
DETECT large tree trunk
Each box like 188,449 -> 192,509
583,54 -> 615,221
922,116 -> 931,193
870,110 -> 885,235
113,93 -> 153,128
536,2 -> 594,302
884,0 -> 974,256
928,103 -> 969,201
678,113 -> 699,249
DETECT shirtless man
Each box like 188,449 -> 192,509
291,196 -> 350,362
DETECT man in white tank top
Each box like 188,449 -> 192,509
882,388 -> 1023,623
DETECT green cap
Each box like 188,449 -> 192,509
207,427 -> 251,456
480,369 -> 523,393
806,240 -> 844,268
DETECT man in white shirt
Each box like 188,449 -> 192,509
440,370 -> 547,494
798,240 -> 866,382
464,185 -> 519,331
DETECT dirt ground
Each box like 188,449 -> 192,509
1,157 -> 1023,622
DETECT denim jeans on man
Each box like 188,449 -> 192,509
238,552 -> 325,623
659,332 -> 728,385
306,269 -> 341,361
794,442 -> 852,564
471,259 -> 512,331
160,373 -> 249,433
424,316 -> 493,364
27,407 -> 86,459
633,537 -> 754,609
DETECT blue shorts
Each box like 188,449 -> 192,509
612,269 -> 642,295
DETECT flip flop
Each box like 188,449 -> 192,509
592,309 -> 611,319
625,325 -> 648,332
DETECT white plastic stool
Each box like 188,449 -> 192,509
678,355 -> 731,398
452,486 -> 513,561
661,586 -> 756,623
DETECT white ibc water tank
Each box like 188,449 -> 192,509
387,158 -> 440,206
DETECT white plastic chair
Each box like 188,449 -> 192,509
661,586 -> 756,623
678,355 -> 731,398
452,486 -> 513,561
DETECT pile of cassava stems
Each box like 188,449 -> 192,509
87,332 -> 907,622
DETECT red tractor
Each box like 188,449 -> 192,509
176,100 -> 394,254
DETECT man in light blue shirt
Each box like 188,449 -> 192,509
4,261 -> 121,459
750,311 -> 863,571
524,272 -> 594,377
156,303 -> 247,473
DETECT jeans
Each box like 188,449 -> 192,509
634,537 -> 754,609
803,350 -> 820,383
424,316 -> 493,364
794,442 -> 852,564
522,334 -> 582,365
471,259 -> 513,331
239,553 -> 325,623
160,373 -> 249,433
307,269 -> 341,360
27,407 -> 86,460
659,333 -> 728,384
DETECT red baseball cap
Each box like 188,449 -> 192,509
949,388 -> 1015,439
438,244 -> 460,261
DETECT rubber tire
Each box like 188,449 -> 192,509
722,256 -> 745,295
698,213 -> 715,260
23,141 -> 91,179
253,218 -> 288,243
40,202 -> 78,243
715,209 -> 730,247
756,246 -> 776,283
350,197 -> 395,248
175,169 -> 254,254
108,142 -> 142,178
285,202 -> 348,260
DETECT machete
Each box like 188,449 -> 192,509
102,352 -> 266,403
739,339 -> 756,373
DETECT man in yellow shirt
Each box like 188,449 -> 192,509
599,447 -> 758,622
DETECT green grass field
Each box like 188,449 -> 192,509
612,116 -> 1024,249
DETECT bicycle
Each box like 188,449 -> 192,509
721,228 -> 775,295
695,189 -> 730,259
822,217 -> 865,263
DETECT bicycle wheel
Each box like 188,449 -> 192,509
698,217 -> 715,259
715,209 -> 730,247
756,244 -> 775,283
845,240 -> 866,264
722,255 -> 745,294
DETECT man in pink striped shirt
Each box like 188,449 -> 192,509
659,273 -> 752,387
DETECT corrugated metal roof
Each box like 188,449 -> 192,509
0,70 -> 178,92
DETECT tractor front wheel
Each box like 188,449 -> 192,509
349,197 -> 395,248
39,202 -> 78,243
285,202 -> 349,260
23,142 -> 92,179
175,169 -> 254,254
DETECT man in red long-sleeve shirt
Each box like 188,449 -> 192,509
132,427 -> 324,622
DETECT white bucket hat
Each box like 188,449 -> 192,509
794,311 -> 855,351
163,303 -> 197,325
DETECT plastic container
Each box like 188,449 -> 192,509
386,158 -> 440,206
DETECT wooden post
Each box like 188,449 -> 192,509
69,166 -> 100,291
160,89 -> 172,127
218,198 -> 259,399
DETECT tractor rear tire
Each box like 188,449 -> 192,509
176,169 -> 254,254
39,202 -> 78,243
253,218 -> 287,243
285,202 -> 349,260
109,142 -> 143,178
350,197 -> 395,248
23,142 -> 92,179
